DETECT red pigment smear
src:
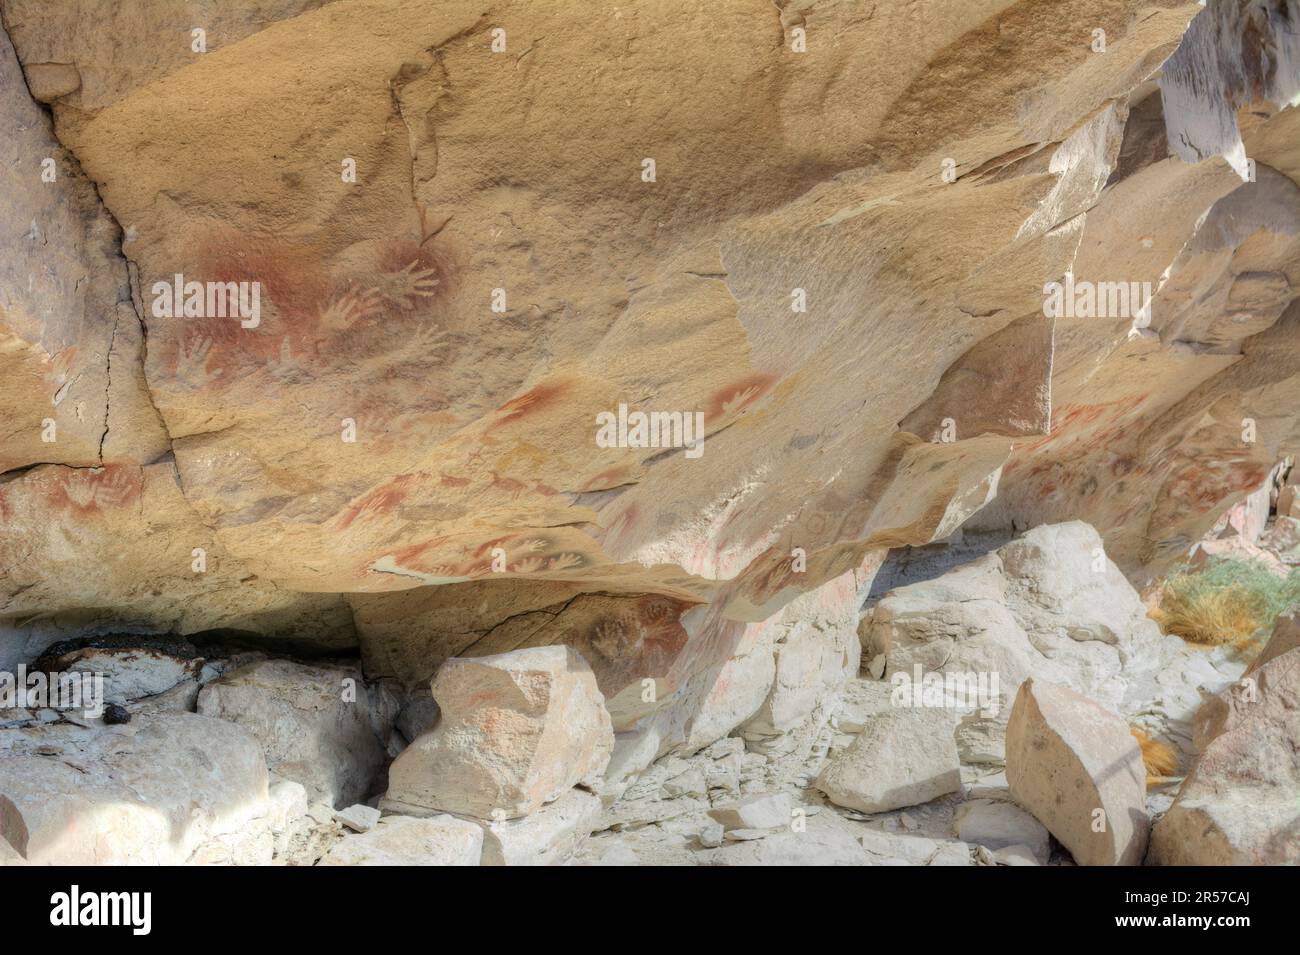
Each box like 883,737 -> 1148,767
488,471 -> 529,498
582,464 -> 634,493
487,378 -> 573,431
43,465 -> 143,518
334,475 -> 416,530
704,372 -> 777,425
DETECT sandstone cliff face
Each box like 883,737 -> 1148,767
2,0 -> 1299,763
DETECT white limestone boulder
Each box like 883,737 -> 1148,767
864,522 -> 1242,764
1149,648 -> 1300,865
319,814 -> 483,866
815,707 -> 961,813
385,645 -> 613,819
1005,679 -> 1148,866
742,585 -> 861,740
954,798 -> 1050,864
707,792 -> 793,832
999,523 -> 1157,647
197,658 -> 389,808
0,712 -> 276,864
32,635 -> 202,705
476,788 -> 603,866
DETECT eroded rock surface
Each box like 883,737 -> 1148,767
0,711 -> 281,864
197,658 -> 393,807
33,634 -> 201,704
0,0 -> 1298,867
3,0 -> 1297,735
1150,647 -> 1300,864
862,522 -> 1240,759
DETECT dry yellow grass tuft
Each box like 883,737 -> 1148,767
1148,586 -> 1262,646
1150,557 -> 1300,652
1130,726 -> 1179,784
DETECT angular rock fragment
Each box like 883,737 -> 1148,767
707,792 -> 792,832
1005,679 -> 1148,866
386,646 -> 613,820
698,822 -> 724,848
1150,648 -> 1300,865
954,798 -> 1050,864
476,788 -> 603,867
815,707 -> 961,814
335,804 -> 381,833
319,815 -> 483,867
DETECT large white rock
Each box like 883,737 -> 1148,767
999,523 -> 1160,647
707,792 -> 792,831
815,707 -> 961,813
0,712 -> 276,865
864,522 -> 1241,763
678,622 -> 778,753
1005,679 -> 1148,866
1149,648 -> 1300,865
742,585 -> 861,739
319,814 -> 483,866
681,568 -> 867,755
386,645 -> 613,819
476,787 -> 603,866
197,658 -> 388,808
954,798 -> 1050,864
32,636 -> 202,705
